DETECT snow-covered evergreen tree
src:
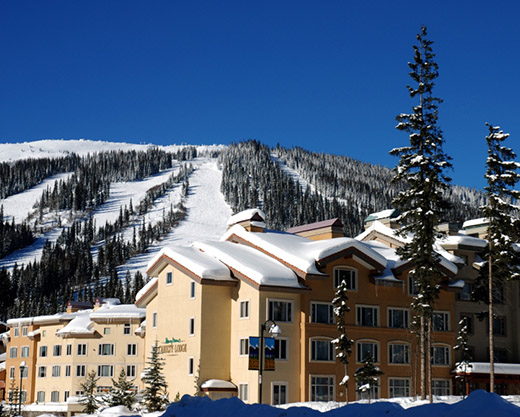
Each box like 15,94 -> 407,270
79,370 -> 101,414
390,26 -> 452,401
142,341 -> 169,411
479,123 -> 520,392
354,353 -> 383,403
332,279 -> 353,402
454,315 -> 472,397
105,368 -> 136,410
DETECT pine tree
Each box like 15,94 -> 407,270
454,315 -> 472,397
79,370 -> 101,414
390,26 -> 452,401
332,279 -> 353,402
479,123 -> 520,392
105,368 -> 136,410
354,353 -> 383,403
142,341 -> 169,411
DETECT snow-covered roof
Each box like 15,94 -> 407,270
56,311 -> 95,337
90,303 -> 145,321
286,218 -> 343,234
135,277 -> 158,303
200,379 -> 237,390
224,224 -> 386,276
364,208 -> 398,223
227,208 -> 266,226
438,235 -> 488,250
147,246 -> 232,281
455,362 -> 520,375
363,240 -> 406,283
195,240 -> 305,289
462,218 -> 489,229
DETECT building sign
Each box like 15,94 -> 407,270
248,336 -> 275,371
159,337 -> 187,354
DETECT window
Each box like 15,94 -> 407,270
357,378 -> 380,400
98,344 -> 115,355
53,345 -> 62,356
21,367 -> 28,378
38,366 -> 47,378
40,345 -> 48,357
310,376 -> 334,402
166,271 -> 173,284
9,367 -> 15,379
310,339 -> 334,361
408,276 -> 419,295
311,302 -> 334,324
356,305 -> 378,327
66,344 -> 72,355
238,383 -> 249,402
76,365 -> 86,377
388,343 -> 410,364
51,391 -> 59,402
37,391 -> 45,403
52,365 -> 61,377
432,380 -> 450,396
64,391 -> 70,402
334,268 -> 357,290
189,317 -> 195,336
239,338 -> 249,356
124,323 -> 131,335
9,347 -> 17,358
357,341 -> 379,363
274,338 -> 288,360
432,345 -> 450,365
98,365 -> 114,377
65,365 -> 71,377
272,382 -> 288,405
388,308 -> 409,329
190,281 -> 196,299
389,378 -> 410,398
127,344 -> 137,356
432,311 -> 450,331
239,300 -> 250,319
268,299 -> 293,322
493,283 -> 504,304
127,365 -> 136,377
492,348 -> 509,363
188,357 -> 194,375
490,316 -> 506,336
103,327 -> 111,335
22,326 -> 28,336
75,391 -> 84,396
460,313 -> 473,335
21,346 -> 29,357
458,282 -> 473,301
77,344 -> 87,356
14,327 -> 19,337
152,312 -> 158,328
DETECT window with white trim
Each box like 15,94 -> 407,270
431,345 -> 450,365
40,345 -> 48,357
64,391 -> 70,402
51,391 -> 59,402
53,345 -> 62,356
14,328 -> 19,337
274,338 -> 288,360
238,383 -> 249,402
22,326 -> 28,336
388,343 -> 410,364
189,317 -> 195,336
166,271 -> 173,284
77,344 -> 87,356
389,378 -> 410,398
65,365 -> 71,377
103,327 -> 111,335
268,299 -> 293,322
9,347 -> 17,358
432,379 -> 451,396
98,344 -> 115,356
356,305 -> 379,327
38,366 -> 47,378
356,378 -> 380,400
98,365 -> 114,377
36,391 -> 45,403
239,300 -> 250,319
310,339 -> 334,361
188,357 -> 194,375
388,308 -> 409,329
21,346 -> 29,357
357,341 -> 379,363
52,365 -> 61,377
76,365 -> 86,377
408,276 -> 419,295
124,323 -> 131,335
9,367 -> 15,379
239,338 -> 249,356
152,312 -> 158,328
127,365 -> 136,377
334,268 -> 357,290
272,382 -> 288,405
66,344 -> 72,355
127,344 -> 137,356
310,375 -> 335,402
311,302 -> 334,324
432,311 -> 450,331
190,281 -> 196,299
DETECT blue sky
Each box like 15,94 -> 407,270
1,1 -> 519,190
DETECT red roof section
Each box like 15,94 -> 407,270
286,218 -> 344,234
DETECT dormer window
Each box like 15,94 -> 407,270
333,268 -> 357,290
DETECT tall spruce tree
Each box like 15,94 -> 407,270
390,26 -> 452,401
142,341 -> 169,411
332,279 -> 353,402
479,123 -> 520,392
105,368 -> 136,410
79,371 -> 101,414
454,315 -> 472,397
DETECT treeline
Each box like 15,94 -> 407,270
0,154 -> 81,199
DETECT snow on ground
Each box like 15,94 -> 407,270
117,159 -> 232,278
1,172 -> 73,223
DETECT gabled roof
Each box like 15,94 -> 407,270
227,208 -> 266,226
223,224 -> 386,278
286,218 -> 343,234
